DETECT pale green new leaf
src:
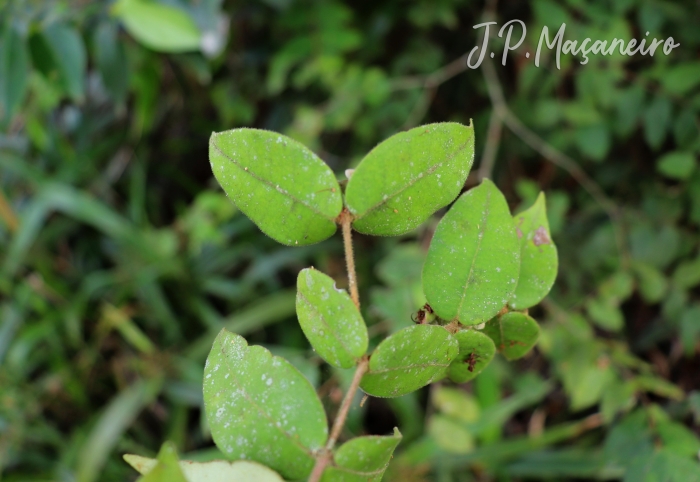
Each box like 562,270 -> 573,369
360,325 -> 459,398
203,329 -> 327,480
135,443 -> 188,482
482,312 -> 540,360
112,0 -> 201,53
124,454 -> 284,482
447,329 -> 496,383
509,192 -> 558,309
321,428 -> 402,482
345,122 -> 474,236
210,128 -> 343,246
296,268 -> 368,368
423,179 -> 520,325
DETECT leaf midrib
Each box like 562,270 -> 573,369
454,187 -> 491,321
352,139 -> 470,219
215,342 -> 319,457
211,140 -> 337,221
368,360 -> 452,375
297,290 -> 359,364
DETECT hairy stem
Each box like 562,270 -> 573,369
339,209 -> 360,309
309,357 -> 370,482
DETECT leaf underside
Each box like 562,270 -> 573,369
124,453 -> 284,482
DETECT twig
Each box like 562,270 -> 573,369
339,209 -> 360,309
308,357 -> 369,482
478,109 -> 503,180
0,189 -> 18,233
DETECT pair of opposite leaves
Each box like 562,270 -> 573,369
209,122 -> 558,324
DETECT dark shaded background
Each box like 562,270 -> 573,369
1,0 -> 699,480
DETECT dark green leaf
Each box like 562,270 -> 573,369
448,329 -> 496,383
483,312 -> 539,360
321,428 -> 402,482
40,23 -> 87,101
661,62 -> 700,95
0,24 -> 29,120
296,267 -> 368,368
113,0 -> 201,53
94,22 -> 129,104
509,192 -> 558,310
423,179 -> 520,325
203,329 -> 327,480
345,122 -> 474,236
209,128 -> 343,246
657,151 -> 696,180
643,96 -> 672,150
360,325 -> 459,398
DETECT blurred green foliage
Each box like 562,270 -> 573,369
1,0 -> 699,480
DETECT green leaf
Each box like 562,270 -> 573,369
135,443 -> 188,482
94,22 -> 129,104
209,128 -> 342,246
672,256 -> 700,289
661,61 -> 700,95
643,96 -> 672,150
482,312 -> 539,360
124,453 -> 284,481
296,268 -> 368,368
203,329 -> 328,480
321,428 -> 402,482
39,23 -> 87,101
585,297 -> 624,332
447,328 -> 496,383
656,151 -> 696,180
423,179 -> 520,325
375,244 -> 425,287
631,262 -> 668,304
345,122 -> 474,236
112,0 -> 201,53
360,325 -> 459,398
509,192 -> 558,310
432,386 -> 480,423
0,24 -> 30,120
428,414 -> 474,454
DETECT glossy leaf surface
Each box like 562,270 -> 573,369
345,122 -> 474,236
210,128 -> 342,246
